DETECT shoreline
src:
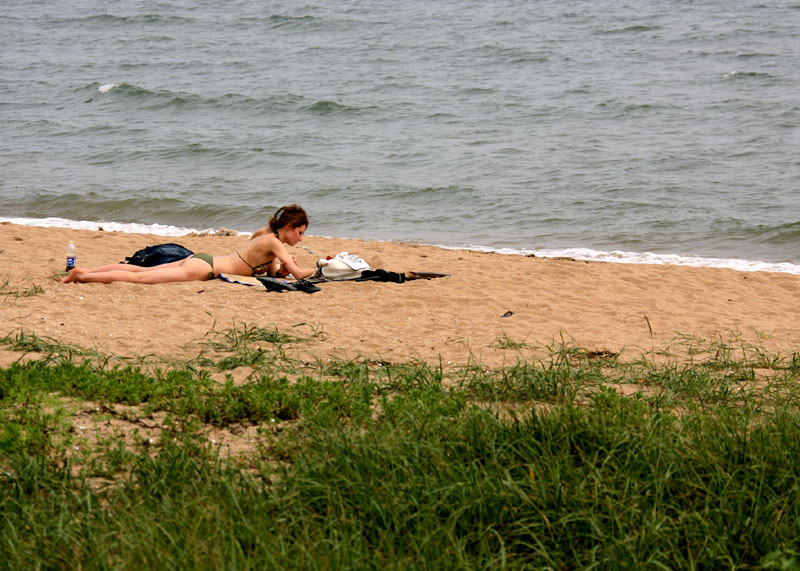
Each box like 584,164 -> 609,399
3,216 -> 800,276
2,221 -> 800,369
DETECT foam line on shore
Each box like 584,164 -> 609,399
482,246 -> 800,276
0,217 -> 252,237
4,216 -> 800,275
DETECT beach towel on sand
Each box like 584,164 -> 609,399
216,274 -> 320,293
217,269 -> 445,290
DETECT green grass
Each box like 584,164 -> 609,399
1,329 -> 800,569
0,277 -> 44,302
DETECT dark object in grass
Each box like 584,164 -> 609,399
585,349 -> 619,359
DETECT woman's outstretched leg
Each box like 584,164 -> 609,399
80,259 -> 189,274
63,258 -> 213,284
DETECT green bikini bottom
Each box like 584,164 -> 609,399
190,253 -> 215,279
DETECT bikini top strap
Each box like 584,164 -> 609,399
236,250 -> 256,271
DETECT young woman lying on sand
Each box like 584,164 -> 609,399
62,204 -> 316,284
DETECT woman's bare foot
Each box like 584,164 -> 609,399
62,268 -> 85,283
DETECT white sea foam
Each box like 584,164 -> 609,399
98,83 -> 121,93
464,245 -> 800,275
0,216 -> 206,237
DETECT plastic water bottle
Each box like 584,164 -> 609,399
65,240 -> 77,271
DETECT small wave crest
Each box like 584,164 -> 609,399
267,14 -> 317,29
93,82 -> 157,96
88,82 -> 201,109
91,83 -> 366,116
47,12 -> 191,28
745,221 -> 800,247
304,100 -> 370,115
597,25 -> 661,35
723,70 -> 775,80
90,82 -> 168,102
91,83 -> 307,114
98,83 -> 122,93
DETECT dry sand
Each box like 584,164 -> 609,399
2,222 -> 800,369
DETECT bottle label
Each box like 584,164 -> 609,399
66,256 -> 76,270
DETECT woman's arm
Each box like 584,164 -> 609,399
269,238 -> 315,279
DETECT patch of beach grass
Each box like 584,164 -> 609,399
186,321 -> 313,373
0,330 -> 92,364
0,276 -> 44,302
1,327 -> 800,568
491,332 -> 531,350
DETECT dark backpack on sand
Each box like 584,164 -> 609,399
123,243 -> 194,267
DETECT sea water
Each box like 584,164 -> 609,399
2,0 -> 799,273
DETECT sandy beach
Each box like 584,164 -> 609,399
2,222 -> 800,369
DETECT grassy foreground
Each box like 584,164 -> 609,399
1,326 -> 800,570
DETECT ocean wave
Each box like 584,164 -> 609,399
723,70 -> 776,80
92,82 -> 147,95
267,14 -> 318,29
746,221 -> 800,246
596,25 -> 661,35
5,217 -> 800,275
89,82 -> 297,115
43,12 -> 193,28
303,100 -> 373,115
88,82 -> 202,109
89,84 -> 343,116
98,83 -> 121,93
596,100 -> 680,115
222,92 -> 306,113
462,44 -> 549,64
736,52 -> 779,59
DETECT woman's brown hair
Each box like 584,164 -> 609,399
268,204 -> 309,234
